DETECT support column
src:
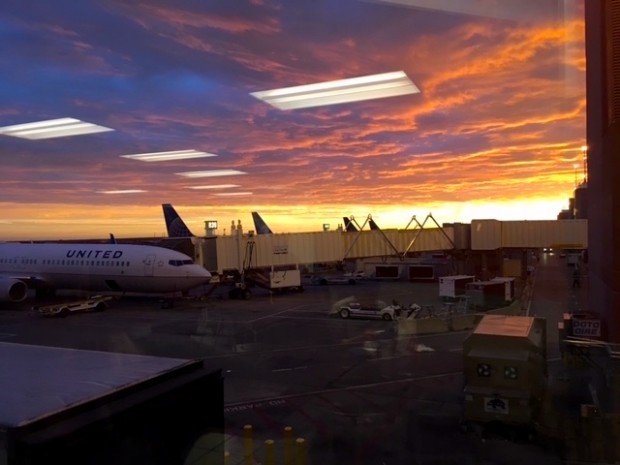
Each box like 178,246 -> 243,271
586,0 -> 620,343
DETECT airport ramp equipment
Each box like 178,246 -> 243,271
463,315 -> 547,427
439,275 -> 475,300
465,280 -> 509,310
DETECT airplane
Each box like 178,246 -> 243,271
0,242 -> 211,302
164,203 -> 275,236
251,211 -> 273,234
343,217 -> 358,232
162,203 -> 195,237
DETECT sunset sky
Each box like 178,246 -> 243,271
0,0 -> 585,240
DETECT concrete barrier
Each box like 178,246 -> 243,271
486,299 -> 524,316
397,317 -> 448,335
449,314 -> 479,331
396,300 -> 523,336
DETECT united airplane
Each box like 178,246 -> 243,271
0,242 -> 211,302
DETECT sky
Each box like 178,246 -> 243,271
0,0 -> 585,240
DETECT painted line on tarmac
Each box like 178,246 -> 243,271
224,370 -> 461,409
203,330 -> 471,360
247,304 -> 307,324
224,398 -> 287,414
272,365 -> 308,373
271,315 -> 331,321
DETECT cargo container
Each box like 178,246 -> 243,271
490,277 -> 516,301
439,275 -> 476,299
463,315 -> 547,427
466,280 -> 509,309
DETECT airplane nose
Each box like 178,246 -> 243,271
191,266 -> 211,280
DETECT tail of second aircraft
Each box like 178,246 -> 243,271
162,204 -> 194,237
343,217 -> 358,232
251,212 -> 273,234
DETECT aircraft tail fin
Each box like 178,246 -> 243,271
251,211 -> 273,234
162,204 -> 194,237
343,217 -> 358,232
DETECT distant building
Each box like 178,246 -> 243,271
557,184 -> 588,220
574,183 -> 588,219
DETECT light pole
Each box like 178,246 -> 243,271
580,145 -> 588,184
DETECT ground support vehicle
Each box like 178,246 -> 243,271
337,302 -> 396,320
35,295 -> 113,318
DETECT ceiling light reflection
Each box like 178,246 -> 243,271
97,189 -> 147,194
251,71 -> 419,110
121,149 -> 217,162
186,184 -> 241,189
0,118 -> 113,139
214,192 -> 253,196
176,170 -> 247,178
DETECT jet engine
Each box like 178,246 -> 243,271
0,277 -> 28,302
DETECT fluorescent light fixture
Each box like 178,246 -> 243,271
120,149 -> 217,162
0,117 -> 113,140
367,0 -> 562,22
214,192 -> 253,196
176,170 -> 247,178
98,189 -> 147,194
186,184 -> 241,190
250,71 -> 420,110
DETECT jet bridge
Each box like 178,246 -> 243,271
192,218 -> 587,275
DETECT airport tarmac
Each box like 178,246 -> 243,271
0,255 -> 580,464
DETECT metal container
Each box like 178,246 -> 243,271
439,275 -> 475,299
463,315 -> 547,426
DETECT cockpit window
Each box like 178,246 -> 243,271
168,259 -> 194,266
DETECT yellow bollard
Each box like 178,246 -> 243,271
283,426 -> 293,465
243,424 -> 253,465
264,439 -> 275,465
224,451 -> 230,465
295,438 -> 306,465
